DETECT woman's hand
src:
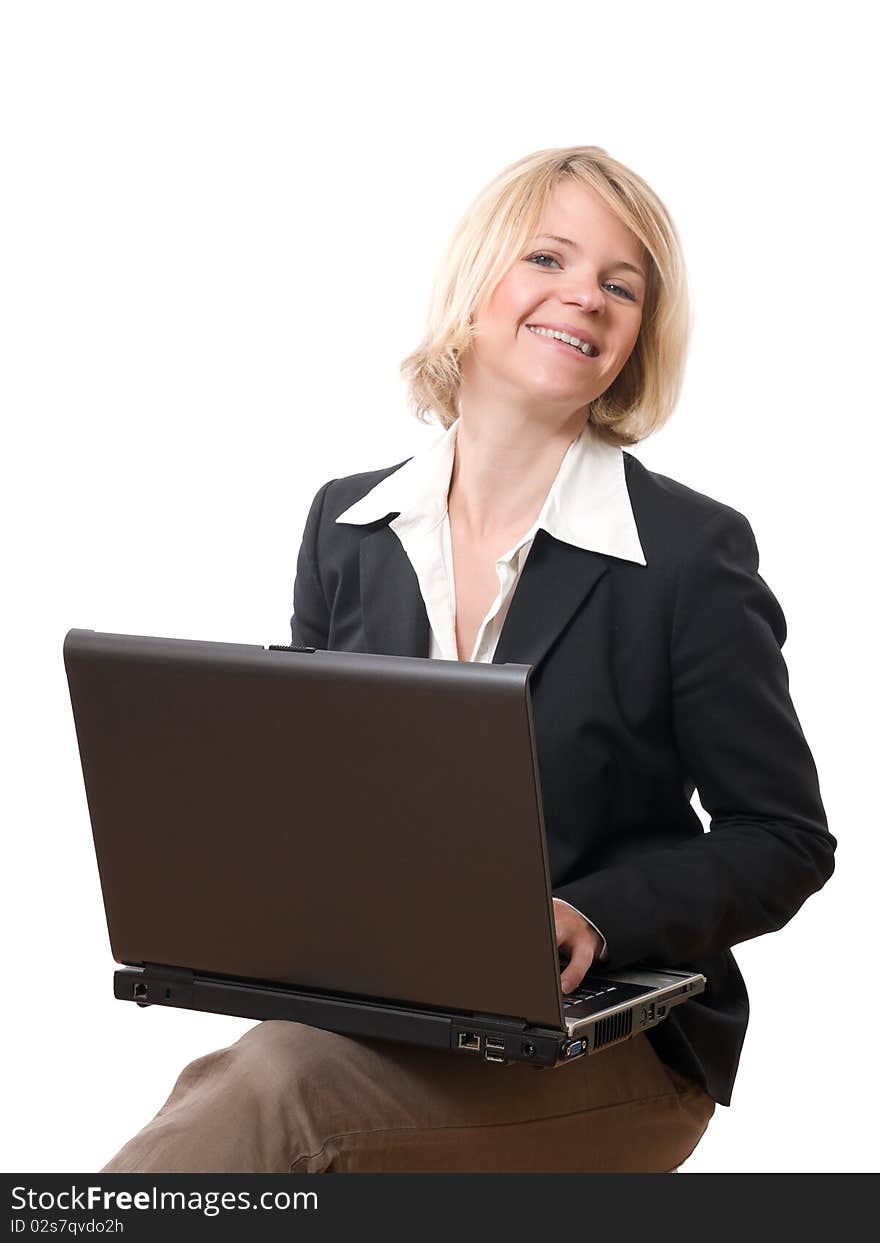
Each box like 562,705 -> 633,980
552,898 -> 603,994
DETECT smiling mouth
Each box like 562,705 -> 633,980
526,325 -> 599,357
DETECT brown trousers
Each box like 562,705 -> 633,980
100,1020 -> 715,1173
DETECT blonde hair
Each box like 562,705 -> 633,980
399,145 -> 692,447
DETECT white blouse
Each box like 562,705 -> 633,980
336,416 -> 649,962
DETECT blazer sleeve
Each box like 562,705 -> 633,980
289,480 -> 334,649
552,506 -> 836,970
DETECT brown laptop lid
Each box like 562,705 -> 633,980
64,629 -> 565,1029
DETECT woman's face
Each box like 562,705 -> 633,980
462,179 -> 647,417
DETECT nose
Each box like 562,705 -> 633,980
560,273 -> 606,315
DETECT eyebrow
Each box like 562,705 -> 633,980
532,234 -> 646,280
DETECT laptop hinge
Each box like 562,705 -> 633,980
468,1014 -> 529,1033
143,963 -> 196,983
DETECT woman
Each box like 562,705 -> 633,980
102,145 -> 835,1173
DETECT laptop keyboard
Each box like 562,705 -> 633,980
558,968 -> 618,1007
563,985 -> 616,1005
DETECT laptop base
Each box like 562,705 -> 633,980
114,966 -> 588,1069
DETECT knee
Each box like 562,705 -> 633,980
228,1020 -> 353,1100
227,1020 -> 363,1165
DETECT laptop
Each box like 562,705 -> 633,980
63,628 -> 705,1069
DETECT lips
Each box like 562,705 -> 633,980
525,322 -> 600,355
525,326 -> 600,360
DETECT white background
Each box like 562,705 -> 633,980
1,1 -> 876,1174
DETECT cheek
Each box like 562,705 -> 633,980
479,273 -> 534,333
609,315 -> 642,365
626,322 -> 643,359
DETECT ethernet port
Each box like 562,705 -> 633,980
457,1031 -> 481,1051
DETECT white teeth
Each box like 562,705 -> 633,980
527,325 -> 596,356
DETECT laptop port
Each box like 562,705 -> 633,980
485,1038 -> 505,1052
133,982 -> 148,1001
457,1031 -> 481,1051
521,1042 -> 537,1058
484,1051 -> 506,1064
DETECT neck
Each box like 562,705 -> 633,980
448,392 -> 588,543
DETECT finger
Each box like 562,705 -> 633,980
560,942 -> 595,994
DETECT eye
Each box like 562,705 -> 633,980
604,282 -> 637,302
526,252 -> 560,268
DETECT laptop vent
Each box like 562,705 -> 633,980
593,1009 -> 633,1050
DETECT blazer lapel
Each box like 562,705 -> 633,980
360,526 -> 430,657
360,523 -> 610,672
492,529 -> 610,671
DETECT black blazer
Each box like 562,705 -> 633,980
289,447 -> 836,1106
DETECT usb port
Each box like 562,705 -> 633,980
457,1031 -> 481,1051
485,1038 -> 505,1052
484,1051 -> 505,1063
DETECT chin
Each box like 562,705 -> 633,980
515,377 -> 595,408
